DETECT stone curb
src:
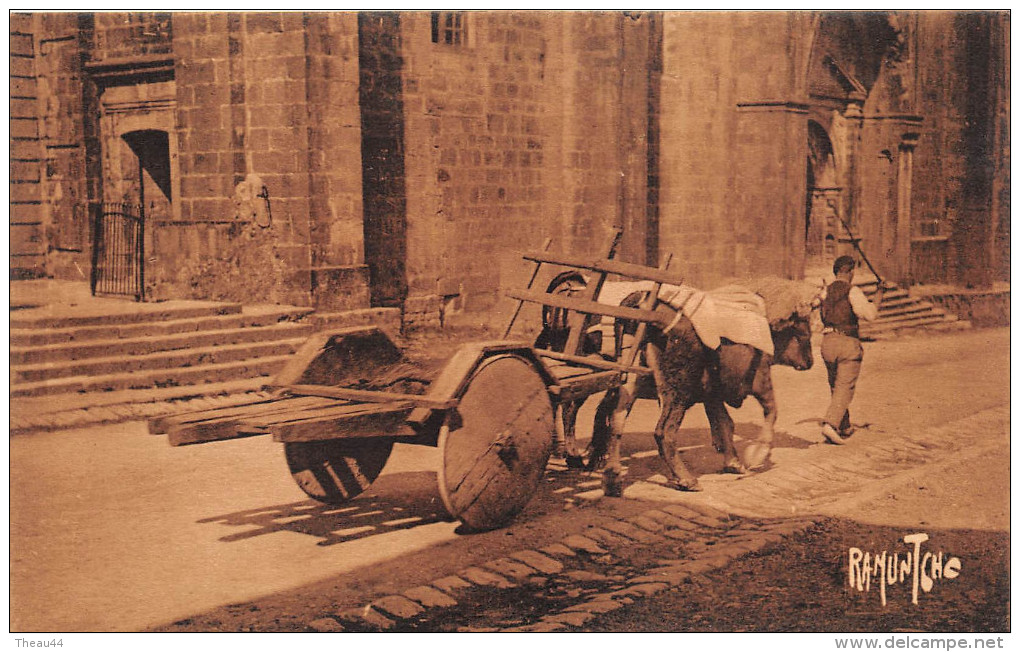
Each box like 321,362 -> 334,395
309,505 -> 818,632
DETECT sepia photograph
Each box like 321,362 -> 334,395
8,8 -> 1011,643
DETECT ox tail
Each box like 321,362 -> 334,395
586,388 -> 617,471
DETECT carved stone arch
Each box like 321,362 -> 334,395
807,121 -> 837,187
806,12 -> 901,109
805,120 -> 841,272
802,12 -> 906,279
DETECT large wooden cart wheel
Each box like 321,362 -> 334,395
284,438 -> 394,505
438,354 -> 555,531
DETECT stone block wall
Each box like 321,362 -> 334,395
305,12 -> 370,310
93,12 -> 173,61
156,12 -> 306,305
397,11 -> 653,327
910,11 -> 1009,288
401,11 -> 561,321
152,11 -> 368,307
9,14 -> 46,278
658,12 -> 809,287
12,11 -> 1007,321
10,13 -> 94,280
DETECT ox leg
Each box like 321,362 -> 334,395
652,399 -> 701,491
751,363 -> 777,446
645,342 -> 701,492
597,379 -> 638,498
561,398 -> 587,469
743,366 -> 777,470
704,396 -> 746,475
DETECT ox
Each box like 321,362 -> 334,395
544,276 -> 819,496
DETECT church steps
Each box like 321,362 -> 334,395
9,302 -> 242,330
9,355 -> 293,399
11,338 -> 307,384
10,321 -> 315,365
9,306 -> 313,347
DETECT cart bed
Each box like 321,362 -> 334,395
151,393 -> 419,446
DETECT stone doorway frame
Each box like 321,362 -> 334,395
95,79 -> 180,300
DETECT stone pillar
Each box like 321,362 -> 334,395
895,131 -> 919,282
733,101 -> 810,280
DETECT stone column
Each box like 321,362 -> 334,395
895,131 -> 919,283
734,101 -> 810,280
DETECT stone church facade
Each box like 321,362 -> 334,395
9,11 -> 1009,325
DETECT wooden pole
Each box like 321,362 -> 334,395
503,238 -> 553,338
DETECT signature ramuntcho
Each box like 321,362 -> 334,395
848,533 -> 962,606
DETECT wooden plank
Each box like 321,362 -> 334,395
536,349 -> 652,375
272,404 -> 417,443
546,363 -> 599,381
237,399 -> 408,430
271,326 -> 402,388
152,395 -> 331,434
554,370 -> 625,402
562,232 -> 620,357
280,384 -> 458,410
164,397 -> 341,445
149,394 -> 285,434
504,237 -> 552,338
621,254 -> 673,368
522,250 -> 686,286
505,288 -> 669,326
168,422 -> 271,447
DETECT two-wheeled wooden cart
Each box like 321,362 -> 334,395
150,236 -> 684,531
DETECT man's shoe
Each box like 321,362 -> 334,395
822,423 -> 846,445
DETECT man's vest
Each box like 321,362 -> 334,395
821,279 -> 859,338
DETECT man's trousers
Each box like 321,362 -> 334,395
820,332 -> 863,433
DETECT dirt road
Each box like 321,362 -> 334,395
9,327 -> 1009,632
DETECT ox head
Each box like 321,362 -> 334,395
769,299 -> 817,371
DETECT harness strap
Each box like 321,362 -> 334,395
661,288 -> 702,334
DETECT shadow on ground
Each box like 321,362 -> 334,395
196,419 -> 812,546
197,471 -> 450,546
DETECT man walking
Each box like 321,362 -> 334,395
819,255 -> 887,444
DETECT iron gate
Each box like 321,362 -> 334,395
90,202 -> 145,301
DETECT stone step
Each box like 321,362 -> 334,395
862,287 -> 910,301
10,377 -> 271,418
861,312 -> 959,334
9,302 -> 243,330
10,321 -> 316,365
11,338 -> 306,384
8,306 -> 313,347
875,301 -> 942,319
850,279 -> 967,335
9,354 -> 292,398
873,294 -> 923,309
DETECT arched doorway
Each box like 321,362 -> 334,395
805,120 -> 841,276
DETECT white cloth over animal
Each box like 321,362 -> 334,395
594,281 -> 775,356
